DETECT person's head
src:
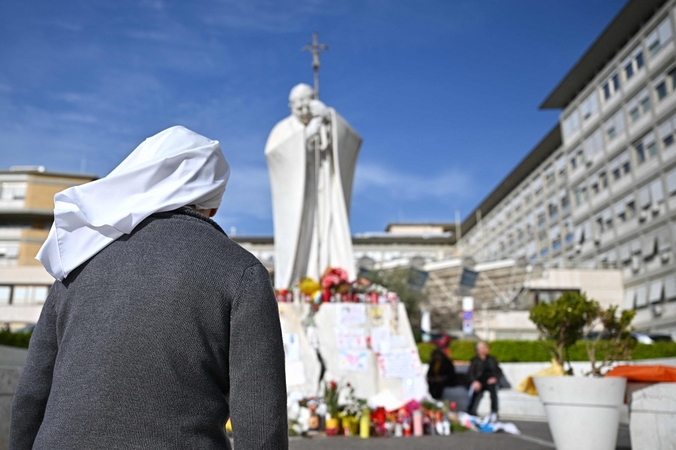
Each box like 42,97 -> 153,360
288,83 -> 315,125
431,348 -> 446,362
36,125 -> 231,281
475,341 -> 490,359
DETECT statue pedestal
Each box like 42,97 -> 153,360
280,301 -> 428,407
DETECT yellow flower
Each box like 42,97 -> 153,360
298,277 -> 321,296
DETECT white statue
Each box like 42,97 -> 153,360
265,83 -> 361,289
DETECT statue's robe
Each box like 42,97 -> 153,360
265,109 -> 361,289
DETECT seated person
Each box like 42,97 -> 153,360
467,341 -> 502,422
426,348 -> 458,400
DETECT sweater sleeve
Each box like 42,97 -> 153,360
10,285 -> 59,449
229,264 -> 288,450
467,357 -> 479,383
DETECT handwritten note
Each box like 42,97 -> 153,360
339,350 -> 369,372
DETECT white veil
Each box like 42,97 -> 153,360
36,125 -> 230,280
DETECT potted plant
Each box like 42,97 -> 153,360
338,382 -> 365,436
323,380 -> 342,435
528,292 -> 635,450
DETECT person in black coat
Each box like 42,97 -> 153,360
426,348 -> 458,400
467,341 -> 502,420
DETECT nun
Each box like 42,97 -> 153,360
10,126 -> 288,449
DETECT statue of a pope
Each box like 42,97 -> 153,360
265,83 -> 361,289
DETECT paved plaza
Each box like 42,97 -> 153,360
287,421 -> 632,450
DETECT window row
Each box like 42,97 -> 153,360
562,15 -> 674,139
625,275 -> 676,310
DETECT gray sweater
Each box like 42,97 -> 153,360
10,208 -> 288,449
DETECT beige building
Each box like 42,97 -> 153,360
0,167 -> 95,321
459,0 -> 676,335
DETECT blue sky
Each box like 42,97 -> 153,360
0,0 -> 626,236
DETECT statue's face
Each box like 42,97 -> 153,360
288,84 -> 314,125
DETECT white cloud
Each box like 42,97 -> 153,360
200,0 -> 348,33
354,161 -> 474,201
216,164 -> 272,225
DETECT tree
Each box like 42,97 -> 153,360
362,268 -> 427,334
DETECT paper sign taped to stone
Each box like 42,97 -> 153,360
370,327 -> 391,353
377,349 -> 422,379
339,350 -> 369,372
336,329 -> 366,349
338,304 -> 367,326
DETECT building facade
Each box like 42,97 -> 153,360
459,0 -> 676,335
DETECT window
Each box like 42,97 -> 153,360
655,67 -> 676,102
528,242 -> 537,262
522,184 -> 531,204
537,211 -> 546,228
651,178 -> 665,207
574,185 -> 589,205
548,198 -> 558,220
634,133 -> 657,165
623,46 -> 645,82
0,243 -> 19,260
626,197 -> 637,220
616,194 -> 636,223
604,109 -> 625,142
667,167 -> 676,196
533,176 -> 543,194
646,16 -> 673,56
614,200 -> 626,223
11,286 -> 49,305
560,189 -> 570,212
603,208 -> 613,230
602,72 -> 621,101
563,112 -> 581,138
570,148 -> 585,170
585,130 -> 604,165
609,150 -> 631,182
658,112 -> 676,149
545,166 -> 555,186
638,185 -> 652,213
595,215 -> 605,234
0,183 -> 27,201
552,239 -> 562,251
591,179 -> 600,195
581,92 -> 599,120
657,79 -> 668,100
627,88 -> 651,123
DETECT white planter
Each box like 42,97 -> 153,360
533,376 -> 626,450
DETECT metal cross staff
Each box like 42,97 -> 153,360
302,32 -> 328,99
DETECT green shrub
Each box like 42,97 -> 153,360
0,330 -> 32,348
418,340 -> 676,364
632,342 -> 676,360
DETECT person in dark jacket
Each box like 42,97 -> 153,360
426,348 -> 458,399
467,341 -> 502,421
10,126 -> 288,450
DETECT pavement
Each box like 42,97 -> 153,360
288,420 -> 633,450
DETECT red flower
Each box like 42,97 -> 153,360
329,380 -> 337,391
321,267 -> 349,288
